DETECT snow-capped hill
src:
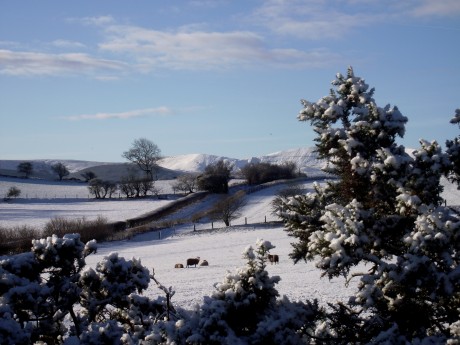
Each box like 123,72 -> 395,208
256,147 -> 324,175
0,147 -> 325,179
157,154 -> 239,173
157,147 -> 324,176
79,148 -> 326,179
0,159 -> 114,179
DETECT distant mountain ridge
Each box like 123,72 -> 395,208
0,147 -> 325,181
157,147 -> 323,173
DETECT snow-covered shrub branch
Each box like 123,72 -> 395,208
0,234 -> 171,344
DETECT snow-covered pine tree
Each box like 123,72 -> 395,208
277,67 -> 460,343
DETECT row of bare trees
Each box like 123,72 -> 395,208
88,176 -> 161,199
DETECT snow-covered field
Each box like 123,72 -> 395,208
0,177 -> 178,228
85,224 -> 359,312
0,176 -> 356,310
1,148 -> 459,313
0,147 -> 326,229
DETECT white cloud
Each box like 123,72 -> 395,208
250,0 -> 460,40
98,24 -> 339,70
411,0 -> 460,17
51,39 -> 86,49
250,0 -> 384,40
70,15 -> 115,26
63,107 -> 173,121
0,49 -> 126,77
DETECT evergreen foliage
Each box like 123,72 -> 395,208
0,234 -> 168,344
277,67 -> 460,343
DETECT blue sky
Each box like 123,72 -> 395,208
1,0 -> 459,162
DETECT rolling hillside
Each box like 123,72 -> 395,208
0,146 -> 325,181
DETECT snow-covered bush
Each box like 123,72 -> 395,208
0,234 -> 171,344
278,67 -> 460,343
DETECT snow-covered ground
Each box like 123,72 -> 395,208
1,175 -> 458,229
1,148 -> 459,313
85,224 -> 359,312
0,178 -> 177,228
0,147 -> 326,229
0,176 -> 357,311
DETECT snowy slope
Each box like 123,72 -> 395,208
157,154 -> 238,173
0,159 -> 114,179
156,147 -> 325,175
0,147 -> 324,180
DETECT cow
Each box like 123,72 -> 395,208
186,257 -> 200,268
174,263 -> 184,268
199,260 -> 209,266
268,254 -> 279,265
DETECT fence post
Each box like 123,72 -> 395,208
265,215 -> 267,223
245,217 -> 247,225
211,222 -> 213,229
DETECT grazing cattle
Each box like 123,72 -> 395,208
186,257 -> 200,268
268,254 -> 279,265
199,260 -> 209,266
175,263 -> 184,268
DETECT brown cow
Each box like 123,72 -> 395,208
268,254 -> 279,265
199,260 -> 209,266
186,257 -> 200,268
174,263 -> 184,268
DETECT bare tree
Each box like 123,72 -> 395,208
209,190 -> 247,226
88,179 -> 117,199
171,173 -> 199,195
51,162 -> 69,181
81,171 -> 97,182
17,162 -> 33,178
119,174 -> 157,198
119,176 -> 136,198
122,138 -> 161,180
